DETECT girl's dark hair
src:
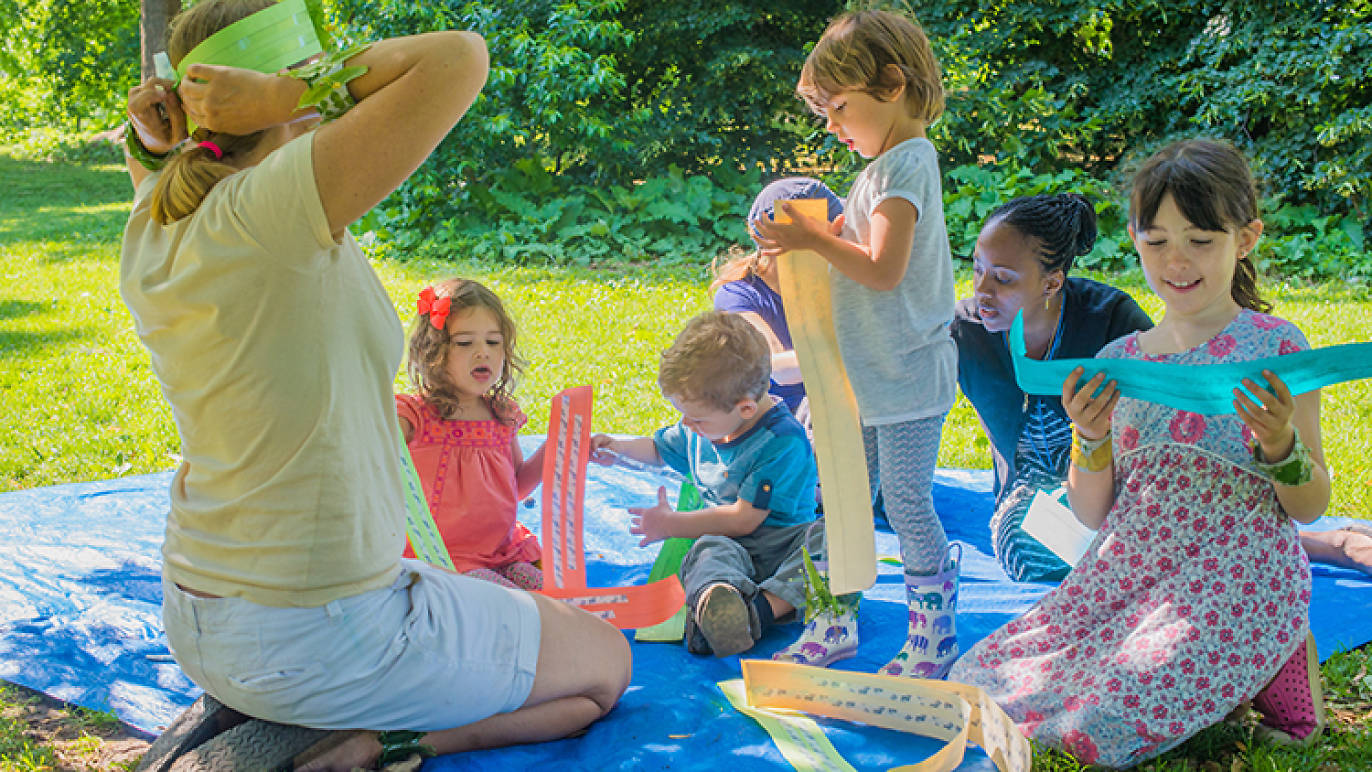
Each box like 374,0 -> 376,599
986,193 -> 1097,276
1130,138 -> 1270,313
407,278 -> 524,422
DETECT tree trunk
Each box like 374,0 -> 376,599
139,0 -> 182,80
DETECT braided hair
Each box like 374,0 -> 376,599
985,193 -> 1098,276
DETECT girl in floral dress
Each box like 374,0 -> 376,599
949,139 -> 1330,767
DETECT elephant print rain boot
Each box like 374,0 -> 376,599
879,544 -> 960,679
772,553 -> 859,667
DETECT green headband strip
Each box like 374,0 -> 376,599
1009,310 -> 1372,415
174,0 -> 325,84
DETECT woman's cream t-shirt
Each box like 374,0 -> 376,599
120,133 -> 406,607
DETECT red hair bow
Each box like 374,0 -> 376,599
417,286 -> 452,330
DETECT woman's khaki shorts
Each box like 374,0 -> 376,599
162,559 -> 541,731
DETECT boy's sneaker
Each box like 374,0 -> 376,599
683,615 -> 712,655
694,582 -> 758,657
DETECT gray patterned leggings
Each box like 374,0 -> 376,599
863,414 -> 948,575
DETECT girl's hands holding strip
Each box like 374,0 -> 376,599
127,78 -> 186,154
1235,369 -> 1297,459
751,202 -> 840,258
178,63 -> 307,135
1062,365 -> 1119,441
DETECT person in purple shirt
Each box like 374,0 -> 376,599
711,177 -> 845,430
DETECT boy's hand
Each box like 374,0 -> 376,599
628,486 -> 675,546
589,434 -> 617,466
1235,369 -> 1297,460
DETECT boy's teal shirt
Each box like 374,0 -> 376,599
653,402 -> 818,529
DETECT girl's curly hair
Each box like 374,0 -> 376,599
407,278 -> 524,422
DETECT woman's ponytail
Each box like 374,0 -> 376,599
149,130 -> 265,224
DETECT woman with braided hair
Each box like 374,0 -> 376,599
951,193 -> 1152,581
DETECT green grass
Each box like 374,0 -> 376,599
0,151 -> 1370,769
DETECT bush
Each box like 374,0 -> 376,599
919,0 -> 1372,225
0,0 -> 140,131
934,157 -> 1368,284
331,0 -> 839,266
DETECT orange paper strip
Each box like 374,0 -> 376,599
538,386 -> 686,629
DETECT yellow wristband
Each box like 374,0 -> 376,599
1071,426 -> 1112,472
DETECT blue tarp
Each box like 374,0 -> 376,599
2,439 -> 1369,769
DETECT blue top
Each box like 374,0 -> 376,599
713,273 -> 806,415
653,402 -> 818,529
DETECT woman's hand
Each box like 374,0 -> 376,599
1235,369 -> 1297,460
1062,365 -> 1119,441
127,78 -> 187,155
178,63 -> 304,135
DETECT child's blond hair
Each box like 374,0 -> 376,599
407,278 -> 524,421
658,312 -> 771,412
798,9 -> 944,124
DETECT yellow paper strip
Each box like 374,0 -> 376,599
774,198 -> 875,595
738,661 -> 1032,772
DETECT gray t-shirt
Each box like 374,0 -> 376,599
833,137 -> 957,425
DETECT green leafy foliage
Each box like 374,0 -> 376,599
0,0 -> 140,130
361,162 -> 761,267
331,0 -> 835,265
940,160 -> 1129,270
920,0 -> 1372,226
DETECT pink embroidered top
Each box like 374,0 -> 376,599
395,393 -> 541,573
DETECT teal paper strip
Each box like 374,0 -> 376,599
1009,311 -> 1372,415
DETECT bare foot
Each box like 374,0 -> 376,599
293,730 -> 380,771
1301,528 -> 1372,576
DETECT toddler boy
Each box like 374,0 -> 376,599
590,311 -> 820,656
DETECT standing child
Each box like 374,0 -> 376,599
399,278 -> 545,590
754,9 -> 960,678
950,139 -> 1330,766
590,312 -> 823,659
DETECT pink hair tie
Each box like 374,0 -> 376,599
197,140 -> 224,160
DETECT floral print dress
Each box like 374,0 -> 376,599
948,310 -> 1313,767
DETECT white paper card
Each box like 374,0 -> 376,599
1021,486 -> 1096,566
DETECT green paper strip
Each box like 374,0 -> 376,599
1010,310 -> 1372,415
399,424 -> 455,570
634,479 -> 701,642
719,679 -> 856,772
175,0 -> 323,83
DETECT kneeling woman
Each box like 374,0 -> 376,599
120,2 -> 629,769
951,193 -> 1150,581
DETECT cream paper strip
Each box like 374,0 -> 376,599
773,198 -> 875,595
